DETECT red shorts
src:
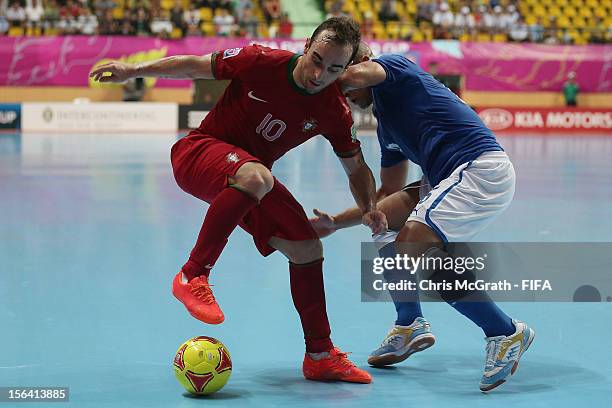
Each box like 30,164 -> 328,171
171,132 -> 318,256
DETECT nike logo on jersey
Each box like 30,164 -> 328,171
248,91 -> 269,103
386,143 -> 401,151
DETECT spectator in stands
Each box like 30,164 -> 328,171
118,7 -> 134,35
151,8 -> 172,38
57,2 -> 79,34
133,6 -> 151,36
326,0 -> 347,19
560,29 -> 572,45
278,11 -> 292,38
432,2 -> 453,39
78,6 -> 99,35
230,0 -> 244,14
491,5 -> 506,34
508,15 -> 528,42
0,10 -> 9,35
234,0 -> 253,20
590,16 -> 607,44
563,71 -> 579,107
454,6 -> 475,38
361,10 -> 374,39
528,16 -> 544,43
476,5 -> 493,34
503,4 -> 519,29
25,0 -> 44,31
93,0 -> 116,15
6,1 -> 26,29
213,7 -> 235,36
379,0 -> 399,23
543,16 -> 559,44
183,3 -> 201,36
399,14 -> 414,40
61,0 -> 80,20
262,0 -> 280,25
170,1 -> 186,37
42,0 -> 60,33
98,8 -> 116,34
239,4 -> 258,38
415,0 -> 432,27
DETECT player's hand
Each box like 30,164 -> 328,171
89,61 -> 137,83
362,210 -> 388,235
309,209 -> 337,238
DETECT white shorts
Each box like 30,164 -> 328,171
407,151 -> 515,242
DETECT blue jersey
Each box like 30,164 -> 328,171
371,54 -> 502,186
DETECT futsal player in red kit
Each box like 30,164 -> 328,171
90,17 -> 387,383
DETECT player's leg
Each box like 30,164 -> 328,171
269,238 -> 372,384
374,182 -> 424,325
397,220 -> 516,337
240,180 -> 371,383
375,180 -> 420,230
170,135 -> 272,324
403,152 -> 534,391
364,181 -> 435,366
267,237 -> 334,353
179,160 -> 274,280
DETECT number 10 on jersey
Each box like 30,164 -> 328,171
256,113 -> 287,141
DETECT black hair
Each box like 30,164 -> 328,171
310,17 -> 361,66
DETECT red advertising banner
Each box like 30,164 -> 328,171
477,107 -> 612,134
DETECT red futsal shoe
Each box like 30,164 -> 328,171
172,271 -> 224,324
303,347 -> 372,384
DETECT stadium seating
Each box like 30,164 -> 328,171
3,0 -> 610,43
324,0 -> 611,43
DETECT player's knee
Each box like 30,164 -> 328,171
286,239 -> 323,264
234,164 -> 274,199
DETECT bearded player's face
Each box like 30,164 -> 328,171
301,32 -> 353,94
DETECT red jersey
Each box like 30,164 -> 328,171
196,45 -> 360,168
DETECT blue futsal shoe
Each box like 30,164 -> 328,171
368,317 -> 436,367
480,319 -> 535,392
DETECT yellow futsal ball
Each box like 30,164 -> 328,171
173,336 -> 232,395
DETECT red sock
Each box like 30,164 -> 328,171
182,187 -> 257,280
289,259 -> 333,353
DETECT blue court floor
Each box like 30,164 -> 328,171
1,132 -> 611,407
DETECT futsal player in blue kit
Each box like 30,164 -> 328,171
310,43 -> 535,392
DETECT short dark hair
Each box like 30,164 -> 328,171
310,17 -> 361,66
353,41 -> 374,64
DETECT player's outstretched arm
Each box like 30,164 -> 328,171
339,60 -> 387,91
338,151 -> 387,235
310,161 -> 408,237
89,54 -> 215,83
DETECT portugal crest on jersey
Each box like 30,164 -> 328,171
226,152 -> 240,163
301,118 -> 318,133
